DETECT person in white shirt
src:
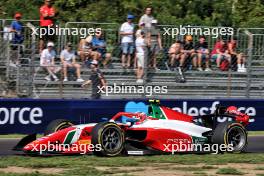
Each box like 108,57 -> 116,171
139,6 -> 154,29
60,43 -> 84,82
135,31 -> 146,83
120,14 -> 135,69
134,22 -> 145,69
40,42 -> 60,81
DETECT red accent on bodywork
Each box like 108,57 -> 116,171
161,106 -> 193,122
128,128 -> 193,152
227,106 -> 250,126
23,126 -> 95,154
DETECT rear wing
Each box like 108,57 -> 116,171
196,105 -> 250,129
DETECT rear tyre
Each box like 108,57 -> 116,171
212,122 -> 247,153
91,122 -> 124,157
44,119 -> 74,136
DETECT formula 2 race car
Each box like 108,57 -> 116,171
14,100 -> 250,156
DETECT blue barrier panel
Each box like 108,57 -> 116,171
0,99 -> 263,134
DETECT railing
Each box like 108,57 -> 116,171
0,20 -> 263,99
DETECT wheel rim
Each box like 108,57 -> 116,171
227,126 -> 246,151
101,127 -> 122,152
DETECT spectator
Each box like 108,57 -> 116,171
133,22 -> 146,69
135,31 -> 146,83
136,22 -> 145,38
228,38 -> 246,72
82,60 -> 106,99
146,19 -> 162,70
78,36 -> 99,63
194,36 -> 211,71
10,13 -> 24,45
40,42 -> 60,81
60,43 -> 84,82
168,40 -> 182,69
211,38 -> 231,70
120,14 -> 135,69
139,6 -> 154,29
91,31 -> 112,68
39,0 -> 57,53
181,35 -> 195,70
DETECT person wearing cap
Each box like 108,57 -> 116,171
139,6 -> 154,29
10,12 -> 24,45
194,36 -> 211,71
181,35 -> 195,70
39,0 -> 57,53
91,30 -> 112,68
60,43 -> 84,82
146,19 -> 162,70
211,37 -> 231,70
40,42 -> 60,81
120,14 -> 135,69
78,35 -> 99,62
82,60 -> 106,99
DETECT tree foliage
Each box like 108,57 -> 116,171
0,0 -> 263,27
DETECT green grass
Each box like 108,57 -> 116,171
216,167 -> 244,175
1,154 -> 264,168
255,167 -> 264,170
0,134 -> 43,139
193,171 -> 208,176
0,172 -> 56,176
0,154 -> 263,176
248,131 -> 264,136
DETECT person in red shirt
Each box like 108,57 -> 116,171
39,0 -> 57,53
211,38 -> 231,69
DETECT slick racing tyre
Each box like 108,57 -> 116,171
91,122 -> 125,157
212,122 -> 247,153
44,119 -> 74,135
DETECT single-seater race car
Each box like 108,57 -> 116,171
14,100 -> 250,156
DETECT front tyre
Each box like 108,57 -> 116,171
212,122 -> 247,153
91,122 -> 125,157
44,119 -> 74,136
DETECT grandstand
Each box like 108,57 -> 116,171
0,20 -> 263,99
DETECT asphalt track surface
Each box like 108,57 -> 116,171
0,136 -> 263,156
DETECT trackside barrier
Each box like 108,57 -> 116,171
0,99 -> 263,134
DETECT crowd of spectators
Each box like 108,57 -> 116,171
6,0 -> 248,87
168,35 -> 246,72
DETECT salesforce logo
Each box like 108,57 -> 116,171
124,101 -> 256,123
0,107 -> 43,125
125,101 -> 148,114
173,101 -> 256,123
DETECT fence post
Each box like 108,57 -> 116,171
142,45 -> 149,98
245,30 -> 253,98
6,39 -> 10,79
29,30 -> 37,97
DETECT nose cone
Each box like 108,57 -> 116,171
23,141 -> 40,152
